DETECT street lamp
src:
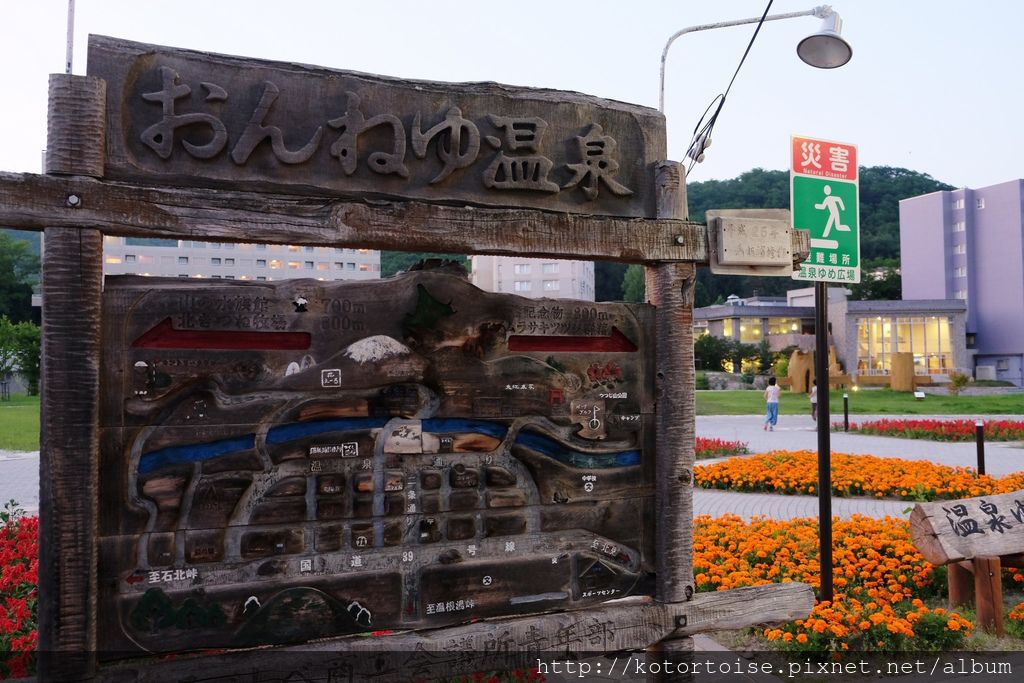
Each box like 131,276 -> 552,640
658,5 -> 851,606
658,4 -> 852,111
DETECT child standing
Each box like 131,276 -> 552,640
764,377 -> 781,431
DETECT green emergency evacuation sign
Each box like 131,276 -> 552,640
791,135 -> 860,284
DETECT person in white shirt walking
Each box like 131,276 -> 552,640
810,380 -> 818,422
763,377 -> 781,431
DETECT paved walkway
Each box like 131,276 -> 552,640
2,413 -> 1021,520
699,413 -> 1024,477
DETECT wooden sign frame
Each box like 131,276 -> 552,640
0,38 -> 813,680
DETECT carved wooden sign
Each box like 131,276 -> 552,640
910,489 -> 1024,565
87,35 -> 666,218
98,271 -> 655,656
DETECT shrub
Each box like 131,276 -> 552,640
947,371 -> 971,396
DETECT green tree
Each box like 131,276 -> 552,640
594,262 -> 627,301
848,258 -> 902,300
685,166 -> 953,303
13,321 -> 40,395
379,251 -> 469,277
756,338 -> 774,374
729,340 -> 760,374
622,264 -> 645,302
694,334 -> 731,371
0,232 -> 40,324
0,317 -> 41,394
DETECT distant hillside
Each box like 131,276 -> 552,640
685,166 -> 953,305
1,229 -> 41,255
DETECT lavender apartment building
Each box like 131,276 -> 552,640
899,180 -> 1024,386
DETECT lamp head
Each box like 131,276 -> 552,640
797,11 -> 852,69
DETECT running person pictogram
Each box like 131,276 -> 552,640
815,184 -> 850,238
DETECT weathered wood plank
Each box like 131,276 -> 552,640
38,227 -> 103,681
0,172 -> 708,262
95,583 -> 815,682
89,35 -> 665,218
973,556 -> 1004,636
649,162 -> 696,605
45,74 -> 106,178
909,490 -> 1024,566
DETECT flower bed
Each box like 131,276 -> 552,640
696,449 -> 1024,501
695,514 -> 985,652
3,507 -> 1024,666
838,418 -> 1024,442
1,506 -> 38,679
695,437 -> 749,459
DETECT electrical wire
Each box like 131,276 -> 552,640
684,0 -> 775,177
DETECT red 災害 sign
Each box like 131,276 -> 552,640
791,136 -> 857,181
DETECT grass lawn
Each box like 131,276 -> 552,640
697,388 -> 1024,416
0,394 -> 40,451
1,390 -> 1019,451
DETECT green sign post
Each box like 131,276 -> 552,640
790,134 -> 860,604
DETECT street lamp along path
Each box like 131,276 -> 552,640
658,4 -> 851,170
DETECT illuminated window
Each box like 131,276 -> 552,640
105,257 -> 122,265
857,315 -> 952,375
543,280 -> 560,291
269,259 -> 283,270
739,317 -> 762,343
288,261 -> 301,269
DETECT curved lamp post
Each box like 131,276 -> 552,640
658,4 -> 852,113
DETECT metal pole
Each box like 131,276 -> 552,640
976,419 -> 986,475
65,0 -> 75,75
815,281 -> 833,603
658,5 -> 834,111
843,391 -> 849,432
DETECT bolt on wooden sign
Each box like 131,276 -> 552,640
87,36 -> 665,217
98,271 -> 655,656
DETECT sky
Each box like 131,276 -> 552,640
1,0 -> 1021,189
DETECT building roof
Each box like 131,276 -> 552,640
841,299 -> 967,314
694,304 -> 815,321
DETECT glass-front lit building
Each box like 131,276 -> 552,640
830,299 -> 968,379
694,293 -> 968,380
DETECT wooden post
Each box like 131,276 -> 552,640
947,561 -> 974,609
973,556 -> 1004,636
37,73 -> 106,681
648,161 -> 696,678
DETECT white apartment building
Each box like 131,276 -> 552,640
469,256 -> 595,301
102,237 -> 380,281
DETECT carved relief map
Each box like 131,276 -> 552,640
98,271 -> 655,656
